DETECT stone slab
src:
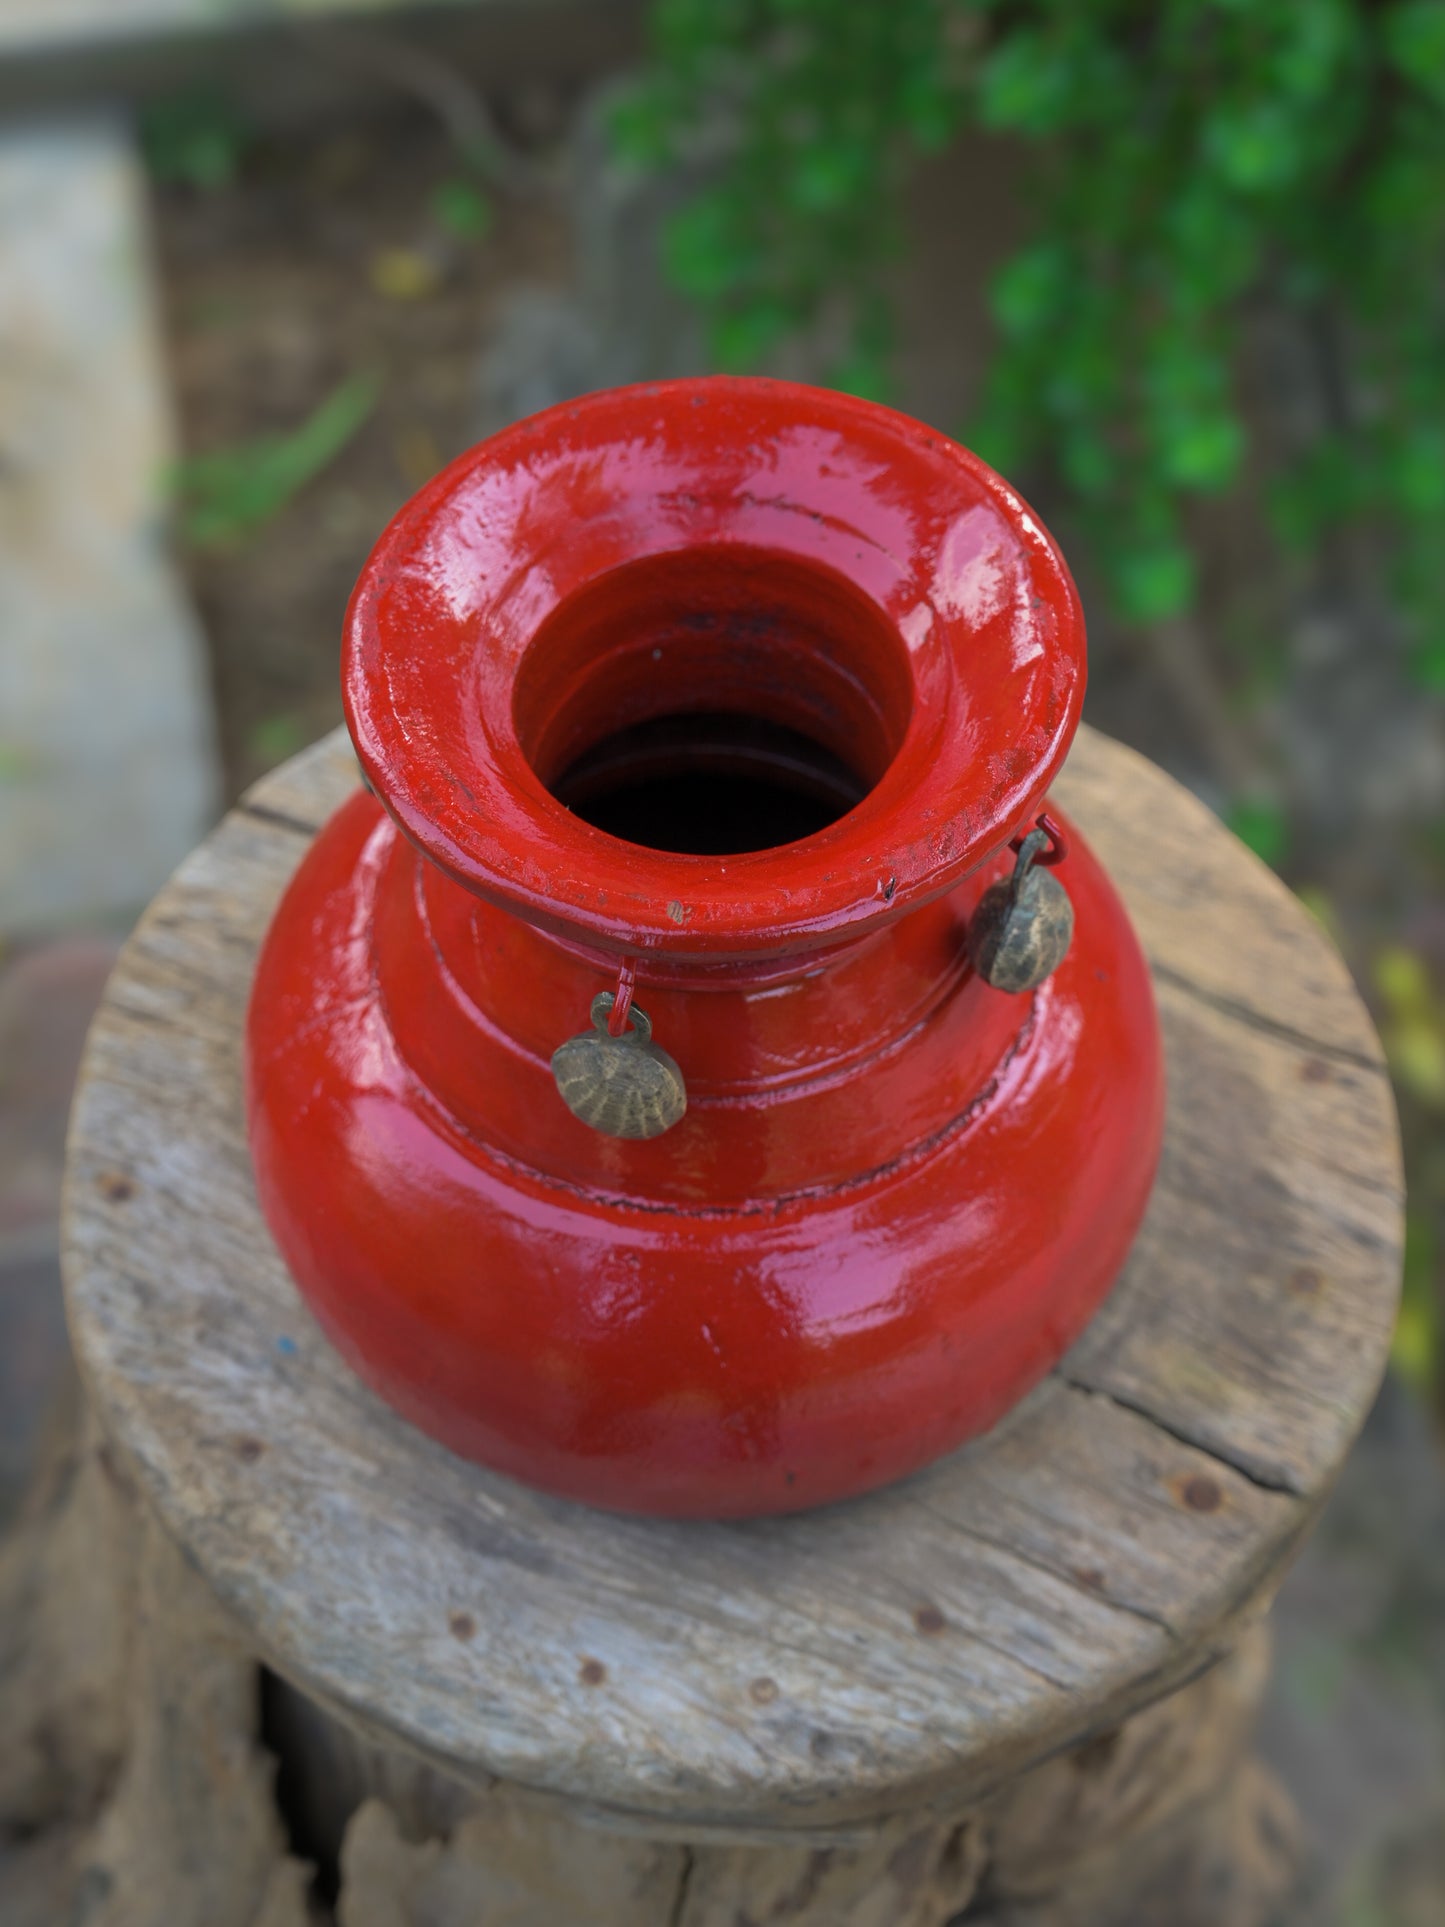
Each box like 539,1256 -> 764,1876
0,115 -> 218,936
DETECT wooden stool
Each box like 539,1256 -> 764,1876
40,725 -> 1401,1925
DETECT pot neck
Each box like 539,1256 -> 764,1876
372,819 -> 1026,1205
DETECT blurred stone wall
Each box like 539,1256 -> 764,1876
0,116 -> 218,936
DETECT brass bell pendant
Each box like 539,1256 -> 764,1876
551,993 -> 688,1140
967,827 -> 1075,993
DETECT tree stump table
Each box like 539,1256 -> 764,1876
9,724 -> 1401,1925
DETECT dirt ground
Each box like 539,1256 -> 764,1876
153,102 -> 573,797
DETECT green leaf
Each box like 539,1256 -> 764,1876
1142,337 -> 1223,411
988,243 -> 1068,341
608,88 -> 674,168
430,179 -> 493,241
663,195 -> 750,302
1294,884 -> 1342,942
1374,944 -> 1433,1015
1060,427 -> 1115,499
1409,630 -> 1445,691
1392,1290 -> 1438,1393
175,369 -> 381,549
1393,1211 -> 1439,1392
1203,102 -> 1303,193
1385,1017 -> 1445,1105
1158,412 -> 1246,492
1113,542 -> 1197,623
825,347 -> 892,404
709,300 -> 794,371
1272,0 -> 1355,101
901,74 -> 956,151
1386,1 -> 1445,102
1226,797 -> 1289,868
1390,425 -> 1445,514
977,31 -> 1072,135
141,91 -> 250,190
964,401 -> 1030,479
1163,190 -> 1259,302
249,713 -> 309,766
788,142 -> 868,213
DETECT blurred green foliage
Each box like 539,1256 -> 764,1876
430,178 -> 495,241
620,3 -> 1445,1390
140,92 -> 253,190
172,370 -> 380,549
248,712 -> 311,768
1226,796 -> 1289,867
617,0 -> 1445,675
1375,946 -> 1445,1398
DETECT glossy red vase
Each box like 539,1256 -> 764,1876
245,376 -> 1165,1518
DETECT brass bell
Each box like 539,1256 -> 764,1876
552,993 -> 687,1140
967,828 -> 1075,993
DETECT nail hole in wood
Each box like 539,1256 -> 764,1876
1175,1473 -> 1223,1513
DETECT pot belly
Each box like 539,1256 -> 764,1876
246,798 -> 1164,1518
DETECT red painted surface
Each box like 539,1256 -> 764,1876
246,377 -> 1165,1517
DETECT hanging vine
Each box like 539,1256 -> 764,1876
614,0 -> 1445,679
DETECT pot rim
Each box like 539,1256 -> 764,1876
343,375 -> 1085,960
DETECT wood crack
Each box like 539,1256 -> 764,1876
929,1622 -> 1077,1696
1149,960 -> 1384,1074
908,1501 -> 1181,1643
666,1847 -> 694,1927
238,800 -> 324,839
1056,1374 -> 1306,1499
100,998 -> 173,1029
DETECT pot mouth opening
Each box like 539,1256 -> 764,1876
551,711 -> 867,855
346,376 -> 1087,956
512,545 -> 913,860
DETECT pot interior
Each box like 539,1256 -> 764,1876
512,545 -> 912,857
550,709 -> 867,855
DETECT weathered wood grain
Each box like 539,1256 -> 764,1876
0,1388 -> 1300,1926
60,724 -> 1402,1838
0,1386 -> 312,1927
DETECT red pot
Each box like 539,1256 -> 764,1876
245,377 -> 1164,1518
